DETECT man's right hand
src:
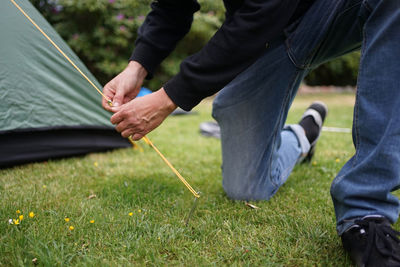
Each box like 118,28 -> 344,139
102,61 -> 148,112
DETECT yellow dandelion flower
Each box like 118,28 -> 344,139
69,226 -> 74,231
335,158 -> 340,163
312,161 -> 317,166
90,220 -> 95,224
13,219 -> 20,225
128,212 -> 133,216
42,185 -> 47,189
64,217 -> 70,222
29,212 -> 35,218
94,162 -> 98,167
157,237 -> 160,240
19,215 -> 24,221
138,209 -> 142,213
16,210 -> 21,214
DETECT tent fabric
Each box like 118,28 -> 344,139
0,0 -> 130,168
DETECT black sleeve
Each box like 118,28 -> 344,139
164,0 -> 301,111
129,0 -> 200,78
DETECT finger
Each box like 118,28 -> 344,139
102,84 -> 115,111
132,133 -> 144,141
110,105 -> 122,113
115,120 -> 128,133
110,111 -> 124,124
103,98 -> 115,112
121,129 -> 135,138
113,90 -> 125,107
111,99 -> 132,114
102,96 -> 113,111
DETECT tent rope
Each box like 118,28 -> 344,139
143,136 -> 199,197
10,0 -> 200,199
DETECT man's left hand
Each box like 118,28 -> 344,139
110,88 -> 177,140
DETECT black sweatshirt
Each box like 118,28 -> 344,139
130,0 -> 314,111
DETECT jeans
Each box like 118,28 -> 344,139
212,0 -> 400,235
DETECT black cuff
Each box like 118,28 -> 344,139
164,74 -> 204,112
129,42 -> 166,80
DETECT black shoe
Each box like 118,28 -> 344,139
341,216 -> 400,267
298,101 -> 328,162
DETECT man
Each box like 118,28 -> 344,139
102,0 -> 400,266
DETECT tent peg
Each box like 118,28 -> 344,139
185,192 -> 201,226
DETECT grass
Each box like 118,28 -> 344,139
1,92 -> 399,266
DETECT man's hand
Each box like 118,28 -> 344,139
102,61 -> 148,111
110,88 -> 177,140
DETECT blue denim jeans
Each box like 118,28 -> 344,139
212,0 -> 400,235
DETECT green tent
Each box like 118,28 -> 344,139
0,0 -> 130,168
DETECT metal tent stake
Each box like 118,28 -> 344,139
185,192 -> 201,226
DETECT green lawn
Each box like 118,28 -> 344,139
1,92 -> 399,266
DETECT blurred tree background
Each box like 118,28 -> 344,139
30,0 -> 359,89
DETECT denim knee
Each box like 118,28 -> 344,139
211,96 -> 222,121
212,87 -> 243,120
222,171 -> 279,201
223,183 -> 277,201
